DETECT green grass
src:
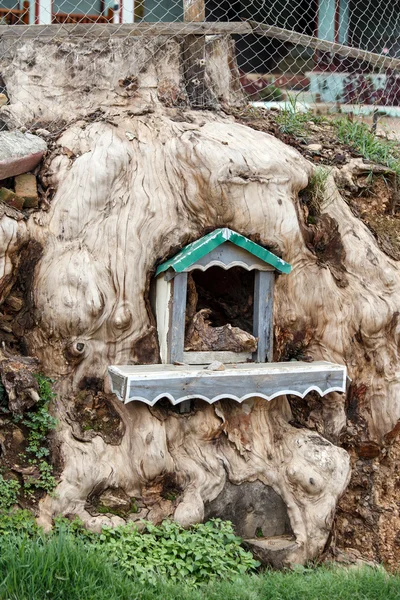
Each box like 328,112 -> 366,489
0,532 -> 400,600
334,117 -> 400,179
275,97 -> 328,137
305,166 -> 330,217
0,532 -> 130,600
274,100 -> 400,182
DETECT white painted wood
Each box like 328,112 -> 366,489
154,275 -> 172,364
168,272 -> 187,363
108,361 -> 347,405
183,351 -> 252,364
39,0 -> 51,25
184,242 -> 275,274
158,243 -> 276,366
122,0 -> 134,23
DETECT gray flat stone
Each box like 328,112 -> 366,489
243,536 -> 298,569
0,131 -> 47,179
98,487 -> 131,510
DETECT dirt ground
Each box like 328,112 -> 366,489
362,116 -> 400,141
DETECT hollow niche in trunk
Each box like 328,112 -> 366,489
204,480 -> 293,540
184,266 -> 257,357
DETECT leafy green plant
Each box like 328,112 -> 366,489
24,461 -> 57,495
0,509 -> 39,537
13,374 -> 57,495
97,519 -> 260,586
0,475 -> 20,510
0,524 -> 399,600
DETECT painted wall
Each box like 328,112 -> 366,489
0,0 -> 20,9
318,0 -> 349,44
52,0 -> 102,14
142,0 -> 182,22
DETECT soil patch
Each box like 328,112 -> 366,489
230,107 -> 400,262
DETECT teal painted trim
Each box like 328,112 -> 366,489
156,228 -> 291,276
143,0 -> 183,22
339,0 -> 349,45
318,0 -> 335,42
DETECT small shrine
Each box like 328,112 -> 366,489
109,229 -> 346,406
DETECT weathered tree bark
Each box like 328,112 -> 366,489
184,309 -> 258,352
0,33 -> 399,567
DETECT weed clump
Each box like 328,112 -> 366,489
334,117 -> 400,179
0,374 -> 58,506
302,167 -> 330,221
13,375 -> 57,495
0,475 -> 20,510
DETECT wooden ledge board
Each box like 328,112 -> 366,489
108,360 -> 347,405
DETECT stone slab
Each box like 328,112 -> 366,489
243,536 -> 298,568
0,132 -> 47,179
0,187 -> 24,210
14,173 -> 38,208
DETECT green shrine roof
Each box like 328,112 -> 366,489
156,228 -> 291,276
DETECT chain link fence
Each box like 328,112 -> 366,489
1,0 -> 400,127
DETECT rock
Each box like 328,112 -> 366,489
98,487 -> 131,510
0,349 -> 41,414
0,94 -> 7,107
0,132 -> 47,180
109,515 -> 127,527
185,309 -> 258,353
5,293 -> 24,312
205,361 -> 225,371
12,427 -> 25,445
125,132 -> 136,141
35,128 -> 51,138
306,143 -> 323,152
0,187 -> 24,210
332,547 -> 380,569
14,173 -> 38,208
13,464 -> 40,483
243,536 -> 298,569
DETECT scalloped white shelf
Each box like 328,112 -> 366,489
108,361 -> 347,406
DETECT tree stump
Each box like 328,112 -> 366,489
0,32 -> 398,567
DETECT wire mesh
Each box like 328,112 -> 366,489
0,0 -> 400,132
